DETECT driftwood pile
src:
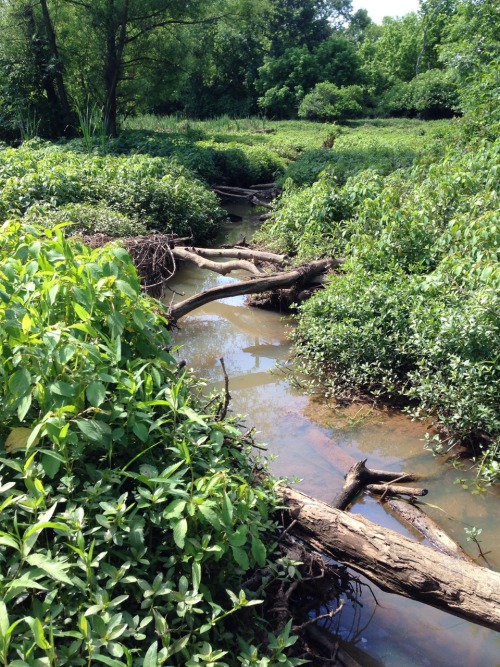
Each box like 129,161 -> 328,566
213,183 -> 282,221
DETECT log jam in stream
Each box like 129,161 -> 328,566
165,204 -> 500,667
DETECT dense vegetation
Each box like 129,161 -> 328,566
0,0 -> 469,141
0,0 -> 498,663
0,223 -> 309,665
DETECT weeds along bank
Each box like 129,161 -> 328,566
0,140 -> 226,243
258,135 -> 500,485
0,222 -> 310,666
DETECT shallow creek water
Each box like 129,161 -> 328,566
165,206 -> 500,667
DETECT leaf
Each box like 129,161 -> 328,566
198,504 -> 221,529
0,600 -> 8,639
26,553 -> 73,585
231,546 -> 250,571
132,422 -> 149,443
93,655 -> 128,667
75,419 -> 111,443
21,313 -> 32,333
5,427 -> 39,453
221,492 -> 233,526
192,562 -> 201,593
228,525 -> 248,548
8,369 -> 31,397
251,536 -> 267,567
49,381 -> 75,397
73,302 -> 91,321
86,381 -> 107,408
173,518 -> 187,549
115,279 -> 138,299
41,452 -> 62,479
143,641 -> 158,667
17,393 -> 32,422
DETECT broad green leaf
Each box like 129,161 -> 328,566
0,601 -> 8,639
75,419 -> 111,443
49,381 -> 75,397
17,393 -> 32,421
94,655 -> 128,667
251,536 -> 267,567
21,313 -> 32,333
0,534 -> 19,550
198,504 -> 221,530
115,279 -> 138,299
73,302 -> 91,321
221,492 -> 233,526
8,369 -> 31,397
26,553 -> 73,585
132,422 -> 149,443
143,641 -> 158,667
231,546 -> 250,571
86,381 -> 107,408
173,518 -> 188,549
41,452 -> 62,479
192,562 -> 201,593
228,525 -> 248,548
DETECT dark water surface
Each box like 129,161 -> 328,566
165,207 -> 500,667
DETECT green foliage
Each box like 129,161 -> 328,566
263,134 -> 500,483
0,141 -> 225,242
298,83 -> 364,123
381,70 -> 458,119
0,222 -> 302,665
256,36 -> 364,118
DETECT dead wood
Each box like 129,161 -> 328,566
169,258 -> 340,321
385,498 -> 474,563
332,459 -> 419,510
366,483 -> 428,498
279,486 -> 500,632
175,246 -> 286,265
80,233 -> 181,296
172,246 -> 263,276
259,213 -> 273,221
250,195 -> 273,210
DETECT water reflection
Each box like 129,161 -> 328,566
165,212 -> 500,666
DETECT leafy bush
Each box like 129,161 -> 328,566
24,202 -> 148,237
264,137 -> 500,483
0,222 -> 304,665
381,70 -> 458,119
0,141 -> 226,243
298,83 -> 364,123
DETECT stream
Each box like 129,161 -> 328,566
165,204 -> 500,667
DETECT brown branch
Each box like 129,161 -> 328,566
216,357 -> 231,422
172,246 -> 263,276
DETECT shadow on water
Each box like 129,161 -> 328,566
165,207 -> 500,667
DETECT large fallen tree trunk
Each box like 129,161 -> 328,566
279,486 -> 500,632
169,258 -> 340,321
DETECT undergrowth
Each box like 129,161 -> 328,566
0,221 -> 308,666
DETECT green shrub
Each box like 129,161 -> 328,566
0,142 -> 226,243
24,202 -> 148,237
381,70 -> 459,119
0,222 -> 304,665
298,84 -> 364,123
266,137 -> 500,483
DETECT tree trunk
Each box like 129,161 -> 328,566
279,486 -> 500,632
169,258 -> 339,321
39,0 -> 74,135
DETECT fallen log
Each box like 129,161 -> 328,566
280,486 -> 500,632
174,246 -> 286,265
333,459 -> 419,510
366,483 -> 428,498
385,498 -> 474,563
172,246 -> 263,276
169,258 -> 340,321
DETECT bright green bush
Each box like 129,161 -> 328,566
265,138 -> 500,483
298,83 -> 364,123
24,202 -> 148,237
0,141 -> 226,243
0,222 -> 304,665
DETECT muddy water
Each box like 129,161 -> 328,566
166,207 -> 500,667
